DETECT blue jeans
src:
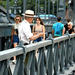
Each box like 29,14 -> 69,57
34,37 -> 43,42
13,35 -> 19,43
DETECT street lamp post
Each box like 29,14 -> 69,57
51,0 -> 55,24
45,0 -> 46,21
57,0 -> 65,23
23,0 -> 27,14
68,0 -> 72,18
9,0 -> 21,16
40,7 -> 43,14
48,0 -> 50,23
57,0 -> 58,17
23,0 -> 27,19
7,0 -> 10,23
52,0 -> 55,15
63,0 -> 66,19
35,0 -> 37,15
38,0 -> 40,17
73,0 -> 75,24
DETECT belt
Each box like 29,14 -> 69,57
24,43 -> 28,45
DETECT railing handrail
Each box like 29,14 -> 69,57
0,33 -> 75,61
0,33 -> 75,75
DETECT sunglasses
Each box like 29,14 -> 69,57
16,19 -> 20,21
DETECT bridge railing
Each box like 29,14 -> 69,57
0,24 -> 12,51
0,33 -> 75,75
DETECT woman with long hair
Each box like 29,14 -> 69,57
11,15 -> 22,64
33,17 -> 45,42
32,17 -> 45,58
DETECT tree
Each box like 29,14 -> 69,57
0,0 -> 61,16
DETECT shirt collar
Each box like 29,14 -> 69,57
24,19 -> 30,25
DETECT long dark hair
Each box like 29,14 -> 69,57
36,17 -> 44,25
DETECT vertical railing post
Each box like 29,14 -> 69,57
73,37 -> 75,62
13,40 -> 26,75
30,51 -> 36,75
54,43 -> 59,75
7,0 -> 10,23
65,32 -> 70,69
48,34 -> 54,75
40,47 -> 45,75
69,38 -> 74,66
65,40 -> 69,69
0,38 -> 2,51
46,45 -> 52,75
4,60 -> 8,75
59,41 -> 64,74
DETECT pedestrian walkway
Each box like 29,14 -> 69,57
9,50 -> 75,75
9,60 -> 15,74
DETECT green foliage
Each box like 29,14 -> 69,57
0,1 -> 7,9
0,0 -> 65,16
9,0 -> 14,7
27,0 -> 35,10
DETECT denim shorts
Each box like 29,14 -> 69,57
34,37 -> 43,42
13,35 -> 19,43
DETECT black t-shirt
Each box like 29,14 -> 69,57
14,29 -> 18,35
64,23 -> 68,33
68,27 -> 74,34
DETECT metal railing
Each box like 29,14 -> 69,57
0,24 -> 12,51
0,33 -> 75,75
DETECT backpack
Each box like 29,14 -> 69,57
55,23 -> 61,34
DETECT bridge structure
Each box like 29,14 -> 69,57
0,23 -> 75,75
6,0 -> 75,24
0,0 -> 75,75
0,29 -> 75,75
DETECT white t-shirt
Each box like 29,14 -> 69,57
12,23 -> 20,30
18,20 -> 33,44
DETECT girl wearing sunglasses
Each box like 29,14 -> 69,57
11,15 -> 22,64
